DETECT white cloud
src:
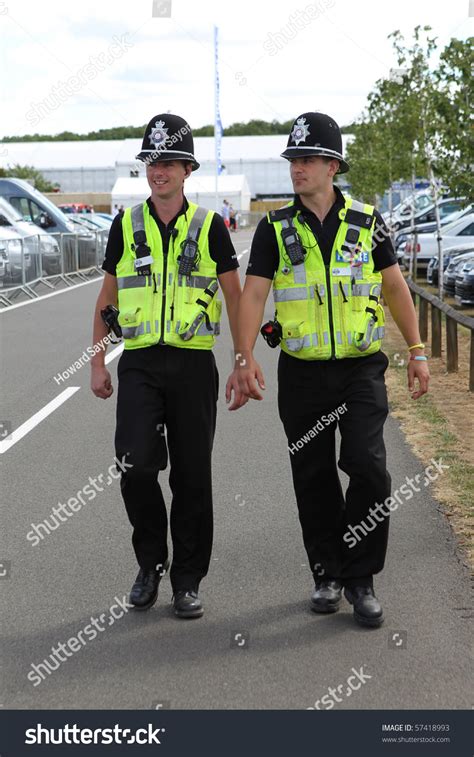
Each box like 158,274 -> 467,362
0,0 -> 471,138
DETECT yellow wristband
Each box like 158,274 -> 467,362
408,343 -> 425,351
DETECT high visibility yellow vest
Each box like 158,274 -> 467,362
269,195 -> 385,360
117,201 -> 221,350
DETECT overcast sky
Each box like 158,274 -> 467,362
0,0 -> 471,140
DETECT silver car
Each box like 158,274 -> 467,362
0,196 -> 60,282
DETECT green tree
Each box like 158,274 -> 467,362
0,164 -> 57,192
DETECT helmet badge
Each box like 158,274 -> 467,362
291,116 -> 310,146
149,120 -> 169,148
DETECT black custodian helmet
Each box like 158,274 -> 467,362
135,113 -> 200,170
281,112 -> 349,174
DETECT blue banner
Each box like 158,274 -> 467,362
214,25 -> 223,176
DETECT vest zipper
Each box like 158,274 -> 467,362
158,239 -> 169,345
324,264 -> 336,359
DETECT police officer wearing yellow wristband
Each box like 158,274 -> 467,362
91,114 -> 244,619
227,112 -> 429,627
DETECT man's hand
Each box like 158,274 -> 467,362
225,369 -> 249,411
91,365 -> 113,399
407,359 -> 429,400
236,354 -> 266,402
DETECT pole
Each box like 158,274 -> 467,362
214,25 -> 222,214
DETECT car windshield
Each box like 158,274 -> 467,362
0,197 -> 24,223
441,215 -> 474,235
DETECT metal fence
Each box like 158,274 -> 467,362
407,279 -> 474,392
0,230 -> 107,308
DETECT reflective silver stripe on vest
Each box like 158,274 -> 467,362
323,331 -> 329,345
178,275 -> 217,289
285,334 -> 312,351
293,264 -> 307,284
333,282 -> 349,297
351,283 -> 381,297
347,326 -> 385,345
168,272 -> 173,285
274,286 -> 310,302
121,321 -> 152,339
336,331 -> 343,344
174,320 -> 220,336
117,275 -> 151,290
131,202 -> 146,236
187,205 -> 209,241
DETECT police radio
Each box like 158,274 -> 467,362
281,226 -> 305,266
260,318 -> 282,348
178,238 -> 199,276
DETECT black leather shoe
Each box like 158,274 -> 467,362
344,585 -> 384,627
311,579 -> 342,613
172,590 -> 203,619
129,559 -> 169,611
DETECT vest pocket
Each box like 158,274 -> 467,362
282,320 -> 308,352
118,307 -> 143,339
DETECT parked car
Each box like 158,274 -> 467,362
394,204 -> 473,251
71,213 -> 112,231
392,197 -> 466,233
403,214 -> 474,271
0,236 -> 11,286
0,225 -> 30,284
384,188 -> 451,228
443,252 -> 474,297
58,203 -> 93,214
455,257 -> 474,306
426,243 -> 474,286
0,196 -> 61,279
0,179 -> 98,270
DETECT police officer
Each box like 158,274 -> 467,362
227,112 -> 429,627
91,114 -> 244,619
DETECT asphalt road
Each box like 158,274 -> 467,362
1,229 -> 471,711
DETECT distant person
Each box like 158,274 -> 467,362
221,199 -> 230,228
229,205 -> 237,232
113,205 -> 119,217
119,205 -> 125,214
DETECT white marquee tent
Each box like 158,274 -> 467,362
111,174 -> 251,212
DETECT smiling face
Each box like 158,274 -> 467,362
145,160 -> 192,201
289,155 -> 339,196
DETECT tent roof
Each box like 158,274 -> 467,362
111,173 -> 250,198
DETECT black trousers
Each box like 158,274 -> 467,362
115,344 -> 218,592
277,349 -> 391,585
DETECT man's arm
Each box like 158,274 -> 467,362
217,269 -> 241,347
90,272 -> 118,399
226,275 -> 272,410
381,263 -> 429,400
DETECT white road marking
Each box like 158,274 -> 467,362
1,342 -> 124,454
105,343 -> 124,364
0,276 -> 102,313
0,386 -> 80,454
237,248 -> 249,260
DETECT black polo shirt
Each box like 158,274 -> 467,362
246,186 -> 397,279
102,197 -> 239,276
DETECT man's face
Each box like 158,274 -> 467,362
289,156 -> 339,195
146,160 -> 190,200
